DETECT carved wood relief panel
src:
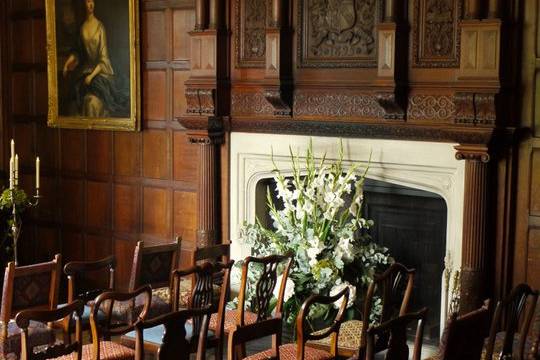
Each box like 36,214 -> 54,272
407,94 -> 456,123
413,0 -> 461,68
235,0 -> 268,68
297,0 -> 380,68
231,90 -> 274,115
293,90 -> 384,118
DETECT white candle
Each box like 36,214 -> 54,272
9,157 -> 14,189
10,139 -> 14,160
14,154 -> 18,186
36,157 -> 40,189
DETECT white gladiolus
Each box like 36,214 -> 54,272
330,281 -> 357,309
273,274 -> 295,302
237,141 -> 392,324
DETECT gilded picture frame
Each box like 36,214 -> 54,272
45,0 -> 140,131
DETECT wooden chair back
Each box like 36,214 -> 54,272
435,300 -> 491,360
485,283 -> 539,360
365,307 -> 428,360
362,262 -> 415,352
133,306 -> 212,360
0,254 -> 62,337
171,261 -> 234,339
188,237 -> 230,288
89,285 -> 152,358
129,239 -> 180,291
227,287 -> 350,360
64,255 -> 116,304
237,254 -> 294,325
16,300 -> 85,360
297,287 -> 350,360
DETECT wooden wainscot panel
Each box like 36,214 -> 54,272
114,238 -> 137,290
86,181 -> 111,230
412,0 -> 461,68
33,18 -> 46,63
62,231 -> 85,263
143,70 -> 167,121
61,130 -> 85,173
530,149 -> 540,214
34,175 -> 58,222
35,227 -> 60,263
11,72 -> 31,115
173,9 -> 196,61
114,132 -> 141,177
142,186 -> 172,239
143,10 -> 168,62
142,129 -> 171,180
60,179 -> 84,227
85,235 -> 112,262
13,123 -> 35,164
113,183 -> 140,234
34,71 -> 48,115
173,71 -> 190,118
173,190 -> 198,244
36,125 -> 58,170
12,18 -> 33,63
87,131 -> 112,175
173,131 -> 199,184
527,228 -> 540,289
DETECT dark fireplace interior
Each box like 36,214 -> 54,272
255,177 -> 447,339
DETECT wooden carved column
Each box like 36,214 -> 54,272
263,0 -> 292,116
187,128 -> 223,246
455,145 -> 491,313
179,0 -> 228,247
375,0 -> 406,120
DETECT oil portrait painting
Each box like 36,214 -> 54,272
45,0 -> 140,130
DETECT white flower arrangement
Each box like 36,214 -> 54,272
239,141 -> 392,324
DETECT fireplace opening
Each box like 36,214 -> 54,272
255,176 -> 447,340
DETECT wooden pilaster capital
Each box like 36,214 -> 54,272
454,144 -> 491,163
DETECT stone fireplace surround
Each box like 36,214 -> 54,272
229,132 -> 466,329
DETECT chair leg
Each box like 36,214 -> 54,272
234,343 -> 246,360
215,344 -> 222,360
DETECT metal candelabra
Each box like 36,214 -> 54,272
8,139 -> 40,265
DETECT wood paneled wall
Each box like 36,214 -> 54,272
0,0 -> 199,290
514,0 -> 540,290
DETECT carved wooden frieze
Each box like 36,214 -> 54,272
293,90 -> 384,118
231,90 -> 274,116
297,0 -> 380,68
235,0 -> 268,68
413,0 -> 461,68
407,94 -> 456,123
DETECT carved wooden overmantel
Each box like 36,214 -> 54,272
177,0 -> 518,311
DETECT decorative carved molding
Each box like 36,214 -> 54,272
184,88 -> 216,116
407,94 -> 456,122
413,0 -> 461,68
293,90 -> 384,118
475,93 -> 496,126
376,92 -> 405,120
230,118 -> 495,144
454,92 -> 497,126
231,90 -> 274,116
454,92 -> 475,125
297,0 -> 380,68
454,144 -> 490,162
263,89 -> 292,116
235,0 -> 268,68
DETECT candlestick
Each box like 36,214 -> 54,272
9,157 -> 14,190
36,157 -> 40,189
14,154 -> 18,186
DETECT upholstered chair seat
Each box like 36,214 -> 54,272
56,341 -> 135,360
245,343 -> 333,360
0,320 -> 54,356
209,309 -> 258,333
307,320 -> 364,356
111,292 -> 171,323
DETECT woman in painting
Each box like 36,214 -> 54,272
62,0 -> 129,117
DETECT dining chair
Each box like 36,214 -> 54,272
0,254 -> 61,358
17,300 -> 85,360
364,307 -> 428,360
231,286 -> 350,360
308,262 -> 415,358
